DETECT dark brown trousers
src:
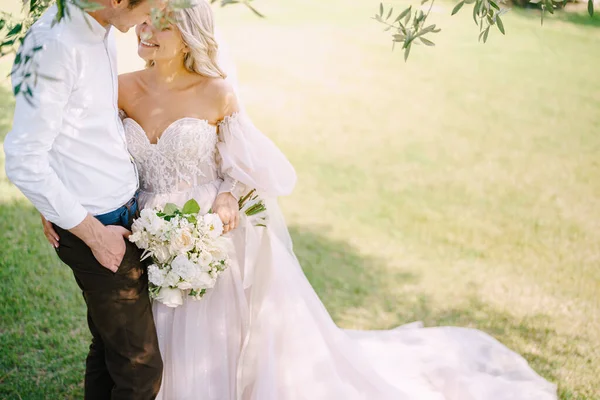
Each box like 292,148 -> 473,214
54,225 -> 163,400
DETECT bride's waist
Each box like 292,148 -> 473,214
139,180 -> 221,209
140,179 -> 222,196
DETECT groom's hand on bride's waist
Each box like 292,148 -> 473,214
69,215 -> 131,273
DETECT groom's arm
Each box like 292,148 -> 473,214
4,38 -> 87,230
4,38 -> 126,271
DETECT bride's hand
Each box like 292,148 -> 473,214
212,193 -> 239,234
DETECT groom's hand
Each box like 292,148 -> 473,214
41,214 -> 60,248
212,192 -> 239,234
90,225 -> 132,273
70,215 -> 131,272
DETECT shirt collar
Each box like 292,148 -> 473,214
65,3 -> 111,43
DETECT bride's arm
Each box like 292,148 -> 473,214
216,85 -> 247,200
212,81 -> 245,233
211,78 -> 297,231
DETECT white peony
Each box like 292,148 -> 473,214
169,228 -> 195,255
155,287 -> 183,308
192,271 -> 216,289
163,270 -> 181,287
171,255 -> 198,281
203,213 -> 224,238
147,264 -> 167,287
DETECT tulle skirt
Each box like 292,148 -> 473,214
141,188 -> 557,400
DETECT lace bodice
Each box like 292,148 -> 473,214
123,111 -> 296,210
124,118 -> 219,194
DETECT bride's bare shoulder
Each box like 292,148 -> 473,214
118,70 -> 146,90
198,77 -> 239,118
118,70 -> 148,111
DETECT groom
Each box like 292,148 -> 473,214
4,0 -> 164,398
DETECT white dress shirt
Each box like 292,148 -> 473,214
4,5 -> 138,230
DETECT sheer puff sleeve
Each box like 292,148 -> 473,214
216,112 -> 296,197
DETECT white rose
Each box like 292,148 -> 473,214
147,264 -> 167,287
155,287 -> 183,308
152,244 -> 171,264
203,213 -> 224,238
210,239 -> 230,261
197,251 -> 213,269
177,281 -> 193,290
170,228 -> 195,255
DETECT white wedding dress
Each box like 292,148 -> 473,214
124,113 -> 557,400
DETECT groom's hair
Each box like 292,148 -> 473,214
127,0 -> 145,9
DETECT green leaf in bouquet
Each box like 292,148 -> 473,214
238,188 -> 257,209
245,202 -> 267,216
185,215 -> 197,224
190,288 -> 207,298
182,199 -> 201,215
163,203 -> 179,216
149,285 -> 161,299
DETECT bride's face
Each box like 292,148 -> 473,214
135,19 -> 188,64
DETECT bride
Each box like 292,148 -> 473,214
115,1 -> 555,399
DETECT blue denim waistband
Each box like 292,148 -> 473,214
95,195 -> 139,227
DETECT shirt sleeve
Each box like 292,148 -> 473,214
4,38 -> 88,229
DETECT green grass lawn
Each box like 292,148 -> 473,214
1,0 -> 599,398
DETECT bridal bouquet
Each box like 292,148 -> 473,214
129,199 -> 230,307
129,192 -> 267,308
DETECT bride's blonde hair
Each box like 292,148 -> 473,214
147,0 -> 226,79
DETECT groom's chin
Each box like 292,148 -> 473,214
114,25 -> 134,34
111,21 -> 135,34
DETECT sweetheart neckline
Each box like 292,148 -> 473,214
124,117 -> 217,146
